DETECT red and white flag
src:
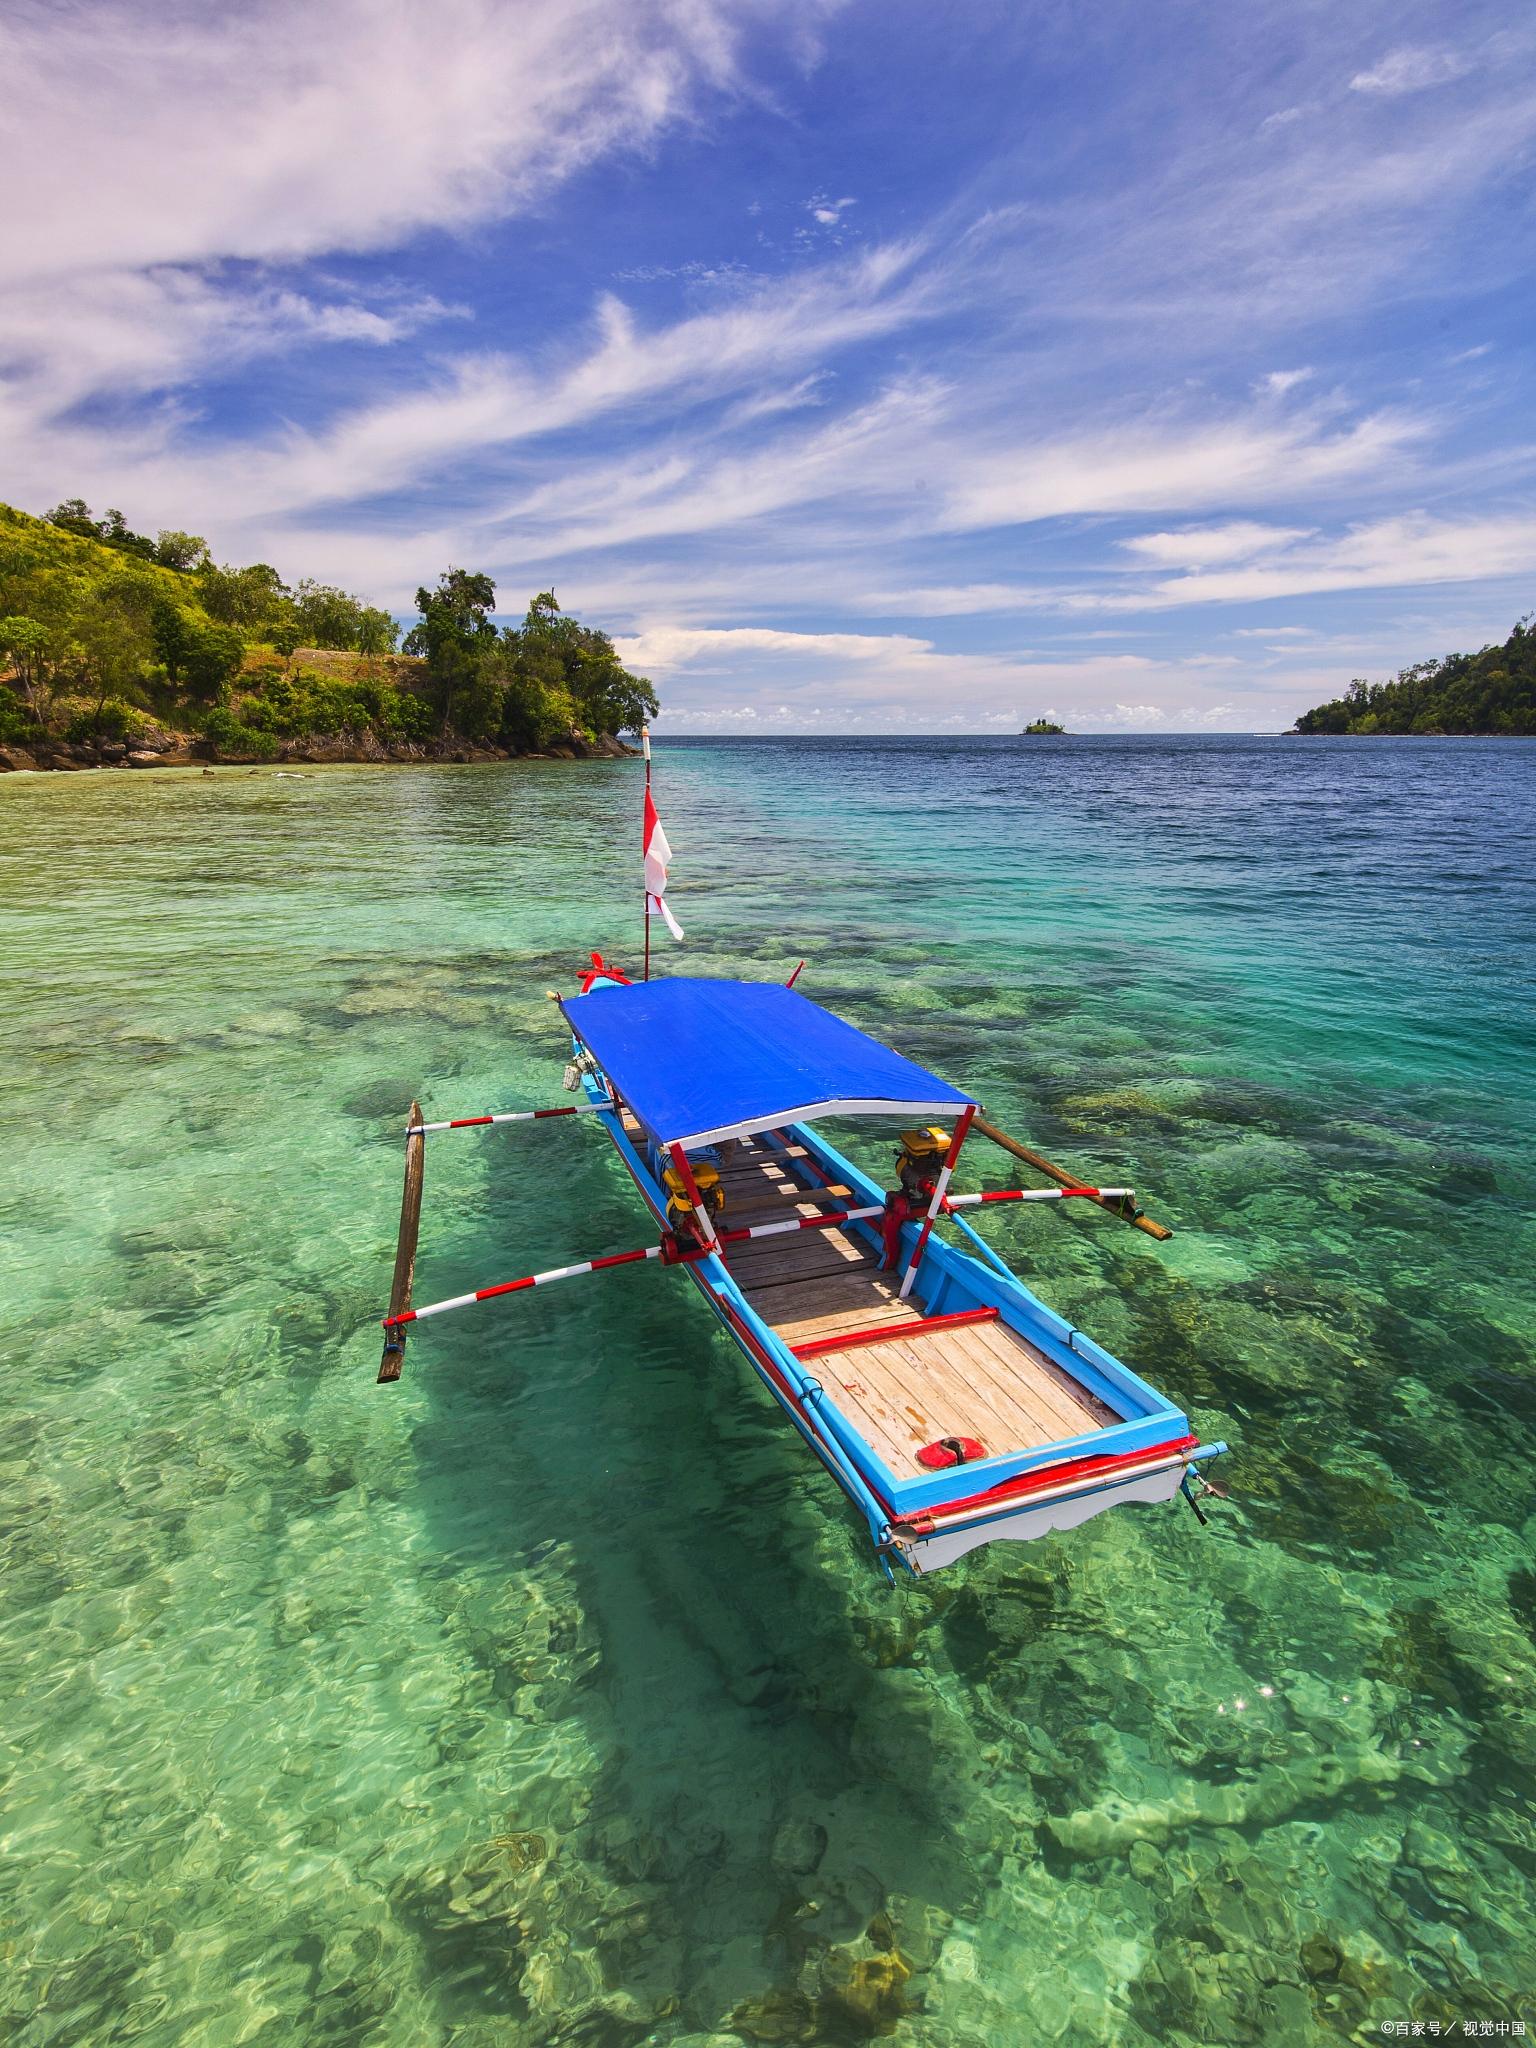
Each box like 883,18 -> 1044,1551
642,737 -> 683,941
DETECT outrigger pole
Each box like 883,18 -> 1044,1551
972,1113 -> 1173,1242
378,1102 -> 425,1383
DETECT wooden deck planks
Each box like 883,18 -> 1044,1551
816,1359 -> 930,1471
691,1141 -> 1114,1477
918,1327 -> 1083,1441
887,1334 -> 1031,1430
964,1318 -> 1118,1429
727,1232 -> 872,1288
823,1321 -> 1113,1473
870,1336 -> 1051,1453
745,1270 -> 911,1340
768,1289 -> 916,1342
721,1184 -> 843,1223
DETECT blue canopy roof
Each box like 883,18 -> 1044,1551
561,978 -> 974,1147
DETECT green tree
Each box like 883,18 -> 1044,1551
1293,618 -> 1536,736
151,596 -> 195,682
404,568 -> 499,735
499,588 -> 657,741
155,530 -> 209,572
197,561 -> 293,635
99,509 -> 158,560
182,619 -> 247,699
293,578 -> 365,649
0,615 -> 54,716
70,588 -> 155,732
46,499 -> 101,539
495,637 -> 578,749
356,606 -> 399,655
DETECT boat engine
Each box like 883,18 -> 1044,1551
662,1160 -> 726,1233
895,1126 -> 949,1205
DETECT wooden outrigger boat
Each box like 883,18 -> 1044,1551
377,981 -> 1227,1578
374,737 -> 1226,1577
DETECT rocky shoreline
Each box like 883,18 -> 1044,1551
0,726 -> 637,773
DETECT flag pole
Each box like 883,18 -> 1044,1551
641,725 -> 652,982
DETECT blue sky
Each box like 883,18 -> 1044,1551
4,0 -> 1534,730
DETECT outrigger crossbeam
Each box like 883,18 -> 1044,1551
408,1099 -> 613,1135
381,1202 -> 889,1330
379,1184 -> 1137,1335
377,1091 -> 615,1381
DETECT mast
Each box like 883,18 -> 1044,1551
642,724 -> 652,982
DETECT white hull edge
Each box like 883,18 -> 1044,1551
899,1465 -> 1185,1573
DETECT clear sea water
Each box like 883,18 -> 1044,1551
2,734 -> 1533,2048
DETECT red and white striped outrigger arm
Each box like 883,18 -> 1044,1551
382,1203 -> 886,1327
409,1100 -> 613,1134
381,1184 -> 1134,1329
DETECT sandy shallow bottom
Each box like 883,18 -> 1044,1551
2,737 -> 1533,2046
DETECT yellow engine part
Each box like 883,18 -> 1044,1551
662,1161 -> 725,1224
898,1126 -> 951,1164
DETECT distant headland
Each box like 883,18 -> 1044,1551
0,499 -> 654,772
1290,614 -> 1534,736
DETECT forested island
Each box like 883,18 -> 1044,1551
1021,718 -> 1066,735
0,500 -> 656,770
1291,615 -> 1534,735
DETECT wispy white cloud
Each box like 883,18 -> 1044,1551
849,583 -> 1045,616
1349,46 -> 1474,97
0,0 -> 840,510
614,624 -> 933,669
9,244 -> 934,531
1051,512 -> 1536,612
807,194 -> 858,227
0,269 -> 454,441
939,411 -> 1421,532
1120,521 -> 1315,569
1134,511 -> 1536,606
0,0 -> 821,285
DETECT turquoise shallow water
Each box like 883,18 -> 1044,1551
2,735 -> 1534,2047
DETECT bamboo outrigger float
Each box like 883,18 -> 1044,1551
373,737 -> 1226,1577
